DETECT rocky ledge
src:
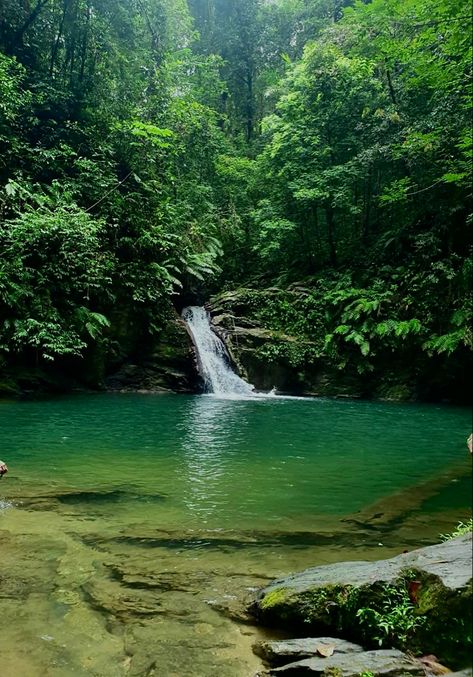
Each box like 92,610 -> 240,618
249,534 -> 473,671
254,640 -> 473,677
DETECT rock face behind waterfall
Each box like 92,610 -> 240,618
249,534 -> 473,669
208,290 -> 368,397
106,312 -> 197,393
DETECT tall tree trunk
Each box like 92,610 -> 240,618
7,0 -> 51,53
385,61 -> 397,105
49,0 -> 68,77
79,0 -> 91,83
64,0 -> 79,82
362,165 -> 373,242
245,66 -> 254,142
325,205 -> 337,266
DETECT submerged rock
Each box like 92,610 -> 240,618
16,486 -> 167,514
263,649 -> 425,677
251,534 -> 473,668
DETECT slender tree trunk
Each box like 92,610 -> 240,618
245,65 -> 254,142
363,165 -> 373,242
7,0 -> 51,53
79,0 -> 91,83
313,204 -> 322,254
385,60 -> 397,105
325,205 -> 337,266
50,0 -> 68,77
64,0 -> 79,82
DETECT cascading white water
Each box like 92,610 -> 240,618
182,306 -> 255,396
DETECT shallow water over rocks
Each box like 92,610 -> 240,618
0,393 -> 471,676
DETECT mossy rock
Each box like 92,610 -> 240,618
251,535 -> 473,669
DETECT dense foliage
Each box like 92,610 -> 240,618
0,0 -> 471,398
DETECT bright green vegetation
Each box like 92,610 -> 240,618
0,0 -> 471,398
356,581 -> 427,650
441,519 -> 473,541
0,394 -> 471,674
356,570 -> 473,665
260,578 -> 427,651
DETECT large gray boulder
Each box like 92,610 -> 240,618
251,534 -> 472,668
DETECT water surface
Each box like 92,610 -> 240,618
0,394 -> 471,676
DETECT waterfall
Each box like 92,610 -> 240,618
182,306 -> 255,396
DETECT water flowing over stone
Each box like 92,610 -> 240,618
182,306 -> 255,396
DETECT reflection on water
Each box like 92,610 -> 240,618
180,396 -> 236,521
0,393 -> 471,676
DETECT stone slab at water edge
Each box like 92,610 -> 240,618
253,637 -> 365,666
259,648 -> 425,677
250,534 -> 473,668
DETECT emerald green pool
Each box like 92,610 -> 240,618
0,394 -> 471,676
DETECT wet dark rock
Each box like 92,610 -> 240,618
80,528 -> 348,552
255,534 -> 472,599
56,489 -> 166,505
263,649 -> 425,677
56,489 -> 139,505
106,564 -> 207,593
254,637 -> 364,667
208,289 -> 446,400
106,316 -> 197,393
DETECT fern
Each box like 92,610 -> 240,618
423,330 -> 465,355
